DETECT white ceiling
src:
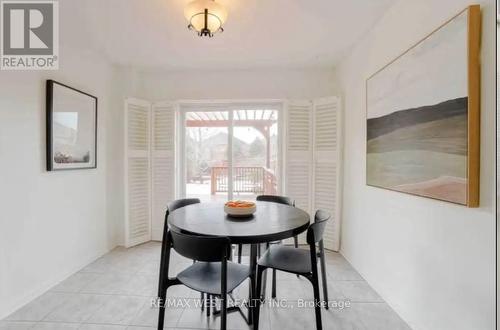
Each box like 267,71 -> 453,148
61,0 -> 396,71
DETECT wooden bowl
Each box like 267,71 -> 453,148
224,204 -> 256,217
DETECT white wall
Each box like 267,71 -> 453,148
336,1 -> 496,330
0,0 -> 123,318
105,67 -> 141,247
136,68 -> 338,101
0,46 -> 117,318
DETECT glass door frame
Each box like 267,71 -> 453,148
176,100 -> 284,201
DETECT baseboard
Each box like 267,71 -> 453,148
0,246 -> 117,320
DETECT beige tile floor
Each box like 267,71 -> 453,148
0,242 -> 411,330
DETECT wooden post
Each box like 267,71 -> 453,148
265,126 -> 271,169
211,168 -> 216,195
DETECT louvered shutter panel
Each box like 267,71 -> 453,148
151,102 -> 176,241
124,99 -> 152,247
313,97 -> 342,251
285,101 -> 313,243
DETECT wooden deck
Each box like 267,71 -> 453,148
210,166 -> 277,195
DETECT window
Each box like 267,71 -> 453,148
178,103 -> 283,202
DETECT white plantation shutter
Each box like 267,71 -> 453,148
124,98 -> 152,247
313,97 -> 342,251
151,102 -> 176,241
285,100 -> 313,243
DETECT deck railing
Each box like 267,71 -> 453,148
211,166 -> 277,195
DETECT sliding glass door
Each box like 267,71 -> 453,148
181,104 -> 281,202
232,110 -> 279,200
184,110 -> 230,201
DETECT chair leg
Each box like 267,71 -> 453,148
314,281 -> 323,329
254,266 -> 266,330
310,276 -> 323,330
261,268 -> 267,299
158,220 -> 169,298
308,240 -> 323,330
271,269 -> 277,299
221,293 -> 227,330
206,294 -> 211,317
157,248 -> 167,298
318,241 -> 329,309
249,274 -> 256,325
238,244 -> 242,263
294,236 -> 300,278
261,242 -> 270,299
157,286 -> 168,330
221,257 -> 228,330
157,265 -> 164,299
157,256 -> 169,329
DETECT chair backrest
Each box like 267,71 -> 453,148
169,230 -> 231,262
307,210 -> 331,244
256,195 -> 295,206
165,198 -> 201,223
314,209 -> 330,223
168,198 -> 201,213
163,198 -> 201,248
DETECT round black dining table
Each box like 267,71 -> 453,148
168,201 -> 310,324
168,201 -> 310,244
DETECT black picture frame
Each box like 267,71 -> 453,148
46,80 -> 98,171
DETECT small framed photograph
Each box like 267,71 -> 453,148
46,80 -> 97,171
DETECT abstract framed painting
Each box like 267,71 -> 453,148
366,5 -> 480,207
46,80 -> 98,171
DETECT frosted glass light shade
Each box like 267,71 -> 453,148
184,0 -> 227,36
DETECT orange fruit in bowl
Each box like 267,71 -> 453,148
224,200 -> 256,217
225,200 -> 255,208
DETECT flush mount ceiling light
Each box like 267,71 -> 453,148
184,0 -> 228,37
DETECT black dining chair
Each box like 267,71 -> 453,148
236,195 -> 296,262
157,199 -> 203,311
271,209 -> 331,308
253,210 -> 330,330
255,195 -> 298,249
249,195 -> 296,298
314,210 -> 330,309
157,230 -> 255,330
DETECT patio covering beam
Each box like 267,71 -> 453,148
185,120 -> 276,127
